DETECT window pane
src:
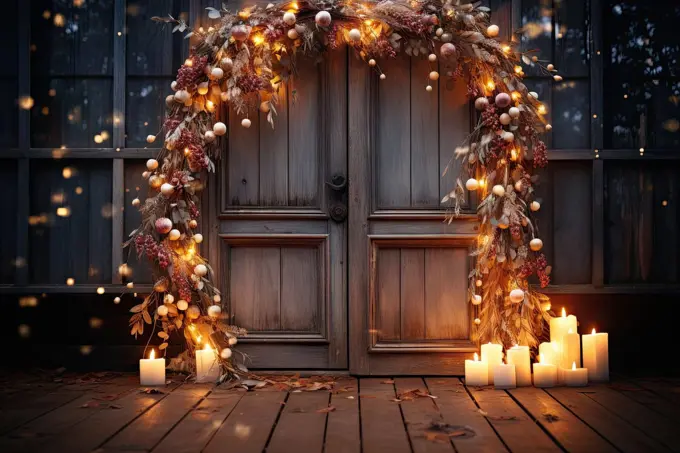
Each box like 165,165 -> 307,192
0,0 -> 18,77
552,80 -> 590,148
520,0 -> 553,77
604,1 -> 680,149
0,80 -> 18,148
0,160 -> 17,283
554,0 -> 588,77
31,0 -> 114,76
31,78 -> 113,148
126,78 -> 167,147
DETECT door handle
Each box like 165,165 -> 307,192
326,174 -> 347,192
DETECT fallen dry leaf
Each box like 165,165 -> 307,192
316,406 -> 336,413
397,388 -> 438,400
346,396 -> 355,400
543,412 -> 560,422
425,421 -> 476,441
140,388 -> 164,395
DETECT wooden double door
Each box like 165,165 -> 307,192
215,50 -> 476,374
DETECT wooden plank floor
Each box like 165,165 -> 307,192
0,373 -> 679,453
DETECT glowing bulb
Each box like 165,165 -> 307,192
537,104 -> 547,115
511,91 -> 521,101
561,307 -> 566,318
502,45 -> 511,54
184,58 -> 193,67
290,2 -> 299,10
149,349 -> 155,360
252,34 -> 264,46
514,65 -> 522,74
510,149 -> 518,160
572,362 -> 576,370
96,287 -> 105,295
473,352 -> 479,362
486,80 -> 495,91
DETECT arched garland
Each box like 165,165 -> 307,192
127,0 -> 557,378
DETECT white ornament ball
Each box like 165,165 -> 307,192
530,201 -> 541,212
142,171 -> 150,179
502,131 -> 515,142
146,159 -> 159,171
476,279 -> 483,287
441,32 -> 453,42
231,25 -> 250,41
492,185 -> 506,197
204,130 -> 216,143
529,91 -> 539,99
472,294 -> 482,305
514,180 -> 523,192
379,74 -> 386,80
228,337 -> 238,345
465,178 -> 479,191
348,28 -> 362,42
475,97 -> 489,110
194,264 -> 208,278
160,183 -> 175,197
197,82 -> 209,95
189,219 -> 198,229
213,122 -> 227,136
315,11 -> 332,27
435,27 -> 444,37
177,300 -> 188,311
530,238 -> 544,251
241,118 -> 252,128
429,71 -> 440,81
368,59 -> 376,67
508,106 -> 520,118
287,28 -> 299,40
474,318 -> 481,325
440,43 -> 456,59
487,24 -> 500,37
220,348 -> 232,359
428,53 -> 437,62
283,11 -> 296,25
132,198 -> 141,207
221,57 -> 233,70
426,85 -> 433,92
146,134 -> 156,144
545,124 -> 552,131
547,63 -> 555,71
193,233 -> 204,244
164,294 -> 175,304
211,67 -> 224,80
171,81 -> 178,91
157,305 -> 169,317
114,296 -> 121,304
509,288 -> 525,303
174,90 -> 190,103
499,113 -> 511,125
187,305 -> 201,320
207,305 -> 222,317
196,281 -> 204,291
168,229 -> 181,241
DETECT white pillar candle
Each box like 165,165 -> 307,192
538,341 -> 560,365
481,342 -> 503,384
533,354 -> 557,388
560,328 -> 581,369
195,344 -> 220,383
563,361 -> 588,387
465,353 -> 488,386
493,361 -> 516,389
506,345 -> 531,387
582,328 -> 609,382
139,349 -> 165,386
550,307 -> 577,344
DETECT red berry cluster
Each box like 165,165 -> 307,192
481,105 -> 502,132
533,140 -> 548,168
187,144 -> 209,171
174,129 -> 201,152
326,24 -> 340,49
175,55 -> 208,90
157,246 -> 171,269
367,38 -> 397,59
236,74 -> 267,94
488,134 -> 510,159
134,234 -> 171,269
263,21 -> 285,41
164,117 -> 181,133
466,82 -> 480,98
173,267 -> 193,302
189,202 -> 200,219
510,224 -> 522,240
169,170 -> 190,187
516,253 -> 550,287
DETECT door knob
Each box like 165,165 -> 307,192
326,174 -> 347,192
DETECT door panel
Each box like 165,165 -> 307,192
218,50 -> 347,369
349,54 -> 477,375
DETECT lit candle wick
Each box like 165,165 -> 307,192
592,328 -> 596,334
571,361 -> 576,370
473,352 -> 479,362
149,349 -> 155,360
561,307 -> 566,318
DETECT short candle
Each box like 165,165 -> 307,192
465,352 -> 488,386
195,343 -> 220,383
582,328 -> 609,382
563,361 -> 588,387
139,349 -> 165,386
533,354 -> 557,388
481,342 -> 503,384
493,361 -> 516,389
506,344 -> 531,387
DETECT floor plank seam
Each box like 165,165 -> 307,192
503,390 -> 569,453
542,389 -> 625,453
459,379 -> 513,453
148,389 -> 215,452
357,378 -> 364,453
422,378 -> 459,453
199,392 -> 247,453
262,390 -> 290,453
608,382 -> 678,421
392,378 -> 416,453
320,390 -> 332,453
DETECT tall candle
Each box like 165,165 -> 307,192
493,361 -> 516,389
582,328 -> 609,382
481,343 -> 503,384
563,361 -> 588,387
506,344 -> 531,387
196,343 -> 220,383
560,328 -> 581,369
533,354 -> 557,388
465,353 -> 488,386
550,307 -> 577,344
139,349 -> 165,386
539,341 -> 560,365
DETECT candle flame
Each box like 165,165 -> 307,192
203,343 -> 212,351
561,307 -> 566,318
514,343 -> 519,348
149,349 -> 155,360
474,352 -> 479,362
592,328 -> 596,334
572,362 -> 576,370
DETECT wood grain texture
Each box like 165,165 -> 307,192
227,104 -> 260,206
280,247 -> 320,332
425,378 -> 508,453
400,248 -> 425,340
377,248 -> 401,341
359,378 -> 411,453
267,391 -> 329,453
439,75 -> 470,207
259,82 -> 289,206
325,378 -> 360,453
609,381 -> 680,421
424,248 -> 468,339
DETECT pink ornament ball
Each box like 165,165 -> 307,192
155,217 -> 173,235
495,92 -> 512,108
440,43 -> 457,60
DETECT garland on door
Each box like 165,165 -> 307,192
126,0 -> 557,379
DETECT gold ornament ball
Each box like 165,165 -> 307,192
530,201 -> 541,212
509,288 -> 525,303
220,348 -> 232,359
241,118 -> 252,128
429,71 -> 440,81
514,180 -> 523,192
146,134 -> 156,144
368,58 -> 376,66
260,101 -> 270,113
474,97 -> 489,110
194,264 -> 208,277
487,24 -> 500,37
168,229 -> 181,241
213,122 -> 227,136
530,238 -> 543,251
197,82 -> 209,95
465,178 -> 479,191
207,305 -> 222,317
545,124 -> 552,131
348,28 -> 361,42
428,53 -> 437,62
193,233 -> 204,244
131,198 -> 141,207
379,73 -> 386,80
492,184 -> 506,197
499,113 -> 511,125
287,28 -> 299,40
187,305 -> 201,320
426,85 -> 433,92
211,67 -> 224,80
146,159 -> 159,171
160,183 -> 175,197
204,130 -> 216,143
472,294 -> 482,305
475,279 -> 483,287
157,305 -> 169,317
189,219 -> 198,229
283,11 -> 296,25
508,106 -> 520,118
177,300 -> 188,311
474,318 -> 481,325
213,294 -> 222,303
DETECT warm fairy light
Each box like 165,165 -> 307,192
486,80 -> 496,91
364,19 -> 372,25
478,178 -> 487,188
502,45 -> 511,53
184,147 -> 190,156
184,58 -> 193,67
19,96 -> 35,110
514,65 -> 522,74
252,34 -> 265,46
66,277 -> 75,286
96,287 -> 105,295
592,328 -> 596,334
289,1 -> 299,9
238,10 -> 251,19
473,352 -> 479,362
511,91 -> 521,101
561,307 -> 566,318
510,148 -> 518,160
206,100 -> 215,112
56,207 -> 71,217
571,361 -> 576,370
149,349 -> 155,359
537,104 -> 547,115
